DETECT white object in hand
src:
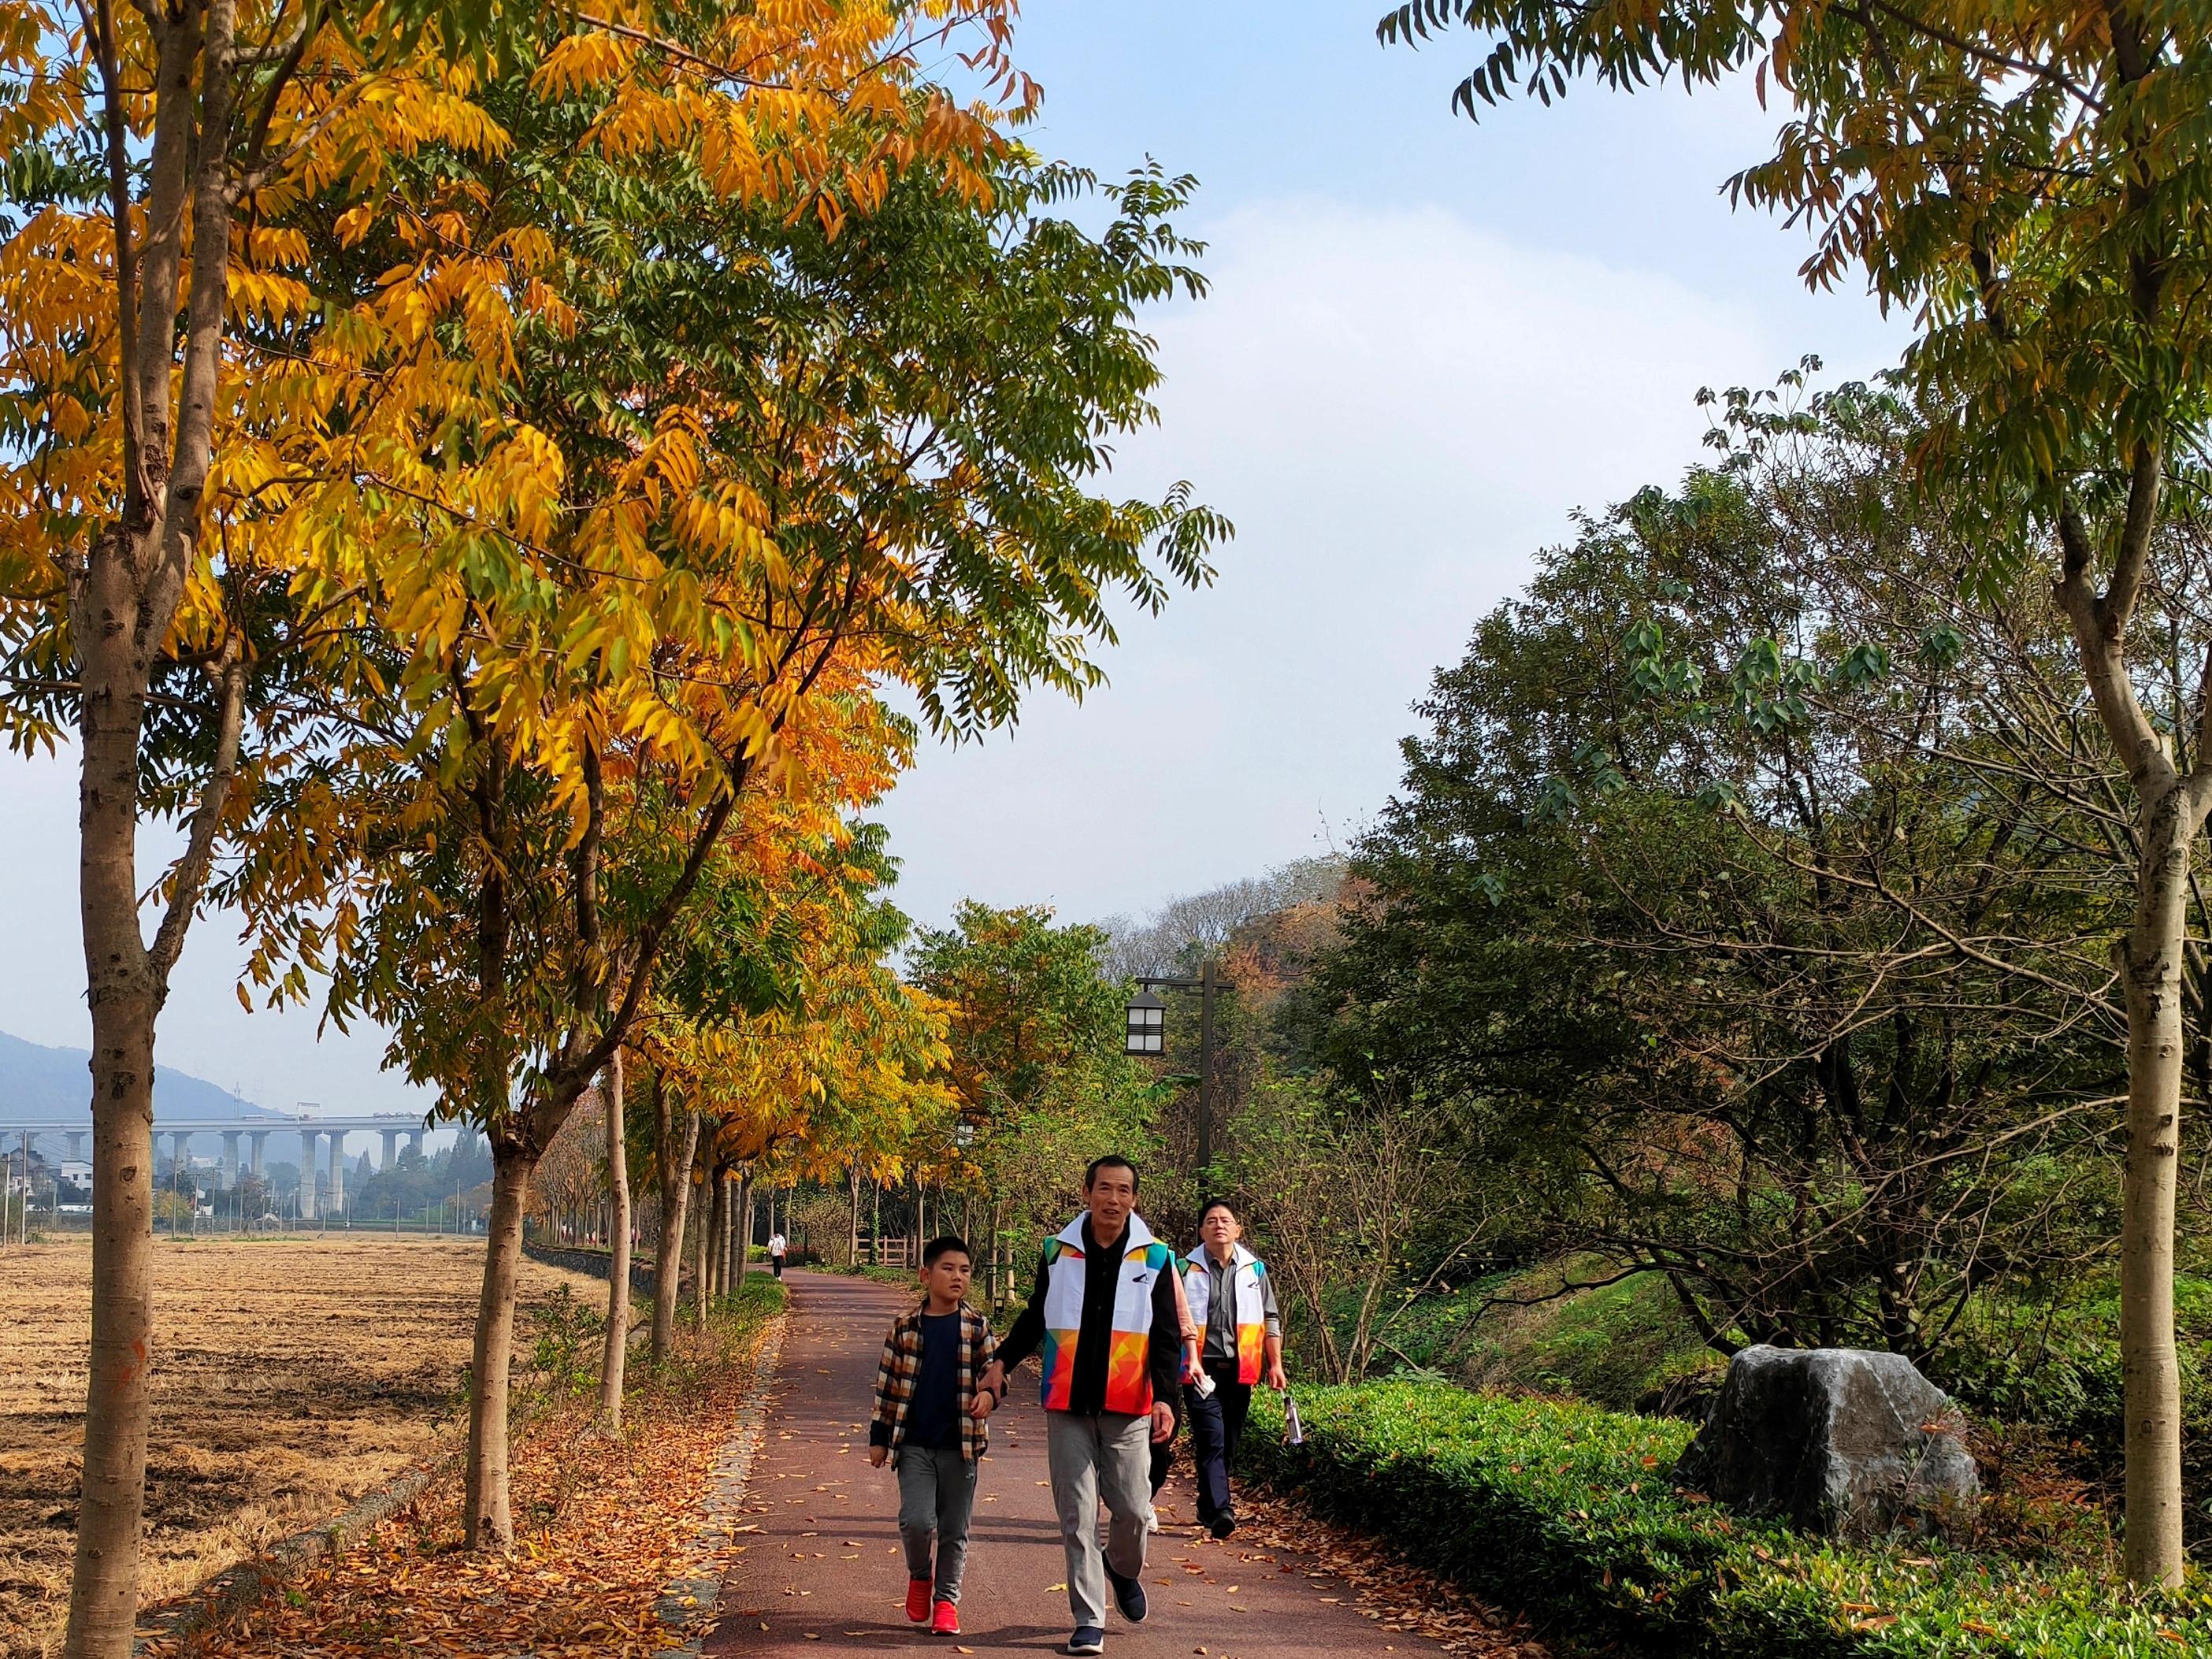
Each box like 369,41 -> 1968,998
1283,1397 -> 1305,1446
1190,1367 -> 1216,1399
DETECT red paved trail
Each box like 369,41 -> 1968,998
705,1271 -> 1448,1659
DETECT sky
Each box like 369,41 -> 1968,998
874,1 -> 1906,928
0,1 -> 1906,1118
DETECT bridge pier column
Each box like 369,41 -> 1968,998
407,1130 -> 424,1157
299,1130 -> 320,1219
248,1131 -> 266,1176
65,1131 -> 84,1164
221,1132 -> 239,1197
326,1131 -> 345,1216
381,1129 -> 399,1171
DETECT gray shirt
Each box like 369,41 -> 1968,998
1196,1249 -> 1282,1366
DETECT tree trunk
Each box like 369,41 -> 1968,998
61,1002 -> 155,1659
848,1164 -> 861,1267
724,1171 -> 740,1295
2122,796 -> 2194,1585
694,1165 -> 709,1329
722,1171 -> 734,1288
598,1051 -> 632,1431
706,1168 -> 727,1305
650,1099 -> 698,1365
734,1172 -> 753,1298
462,1143 -> 536,1551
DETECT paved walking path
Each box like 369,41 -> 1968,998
704,1271 -> 1449,1657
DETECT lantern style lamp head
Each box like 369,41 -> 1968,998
1124,988 -> 1167,1056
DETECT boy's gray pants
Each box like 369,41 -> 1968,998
1045,1409 -> 1151,1628
896,1446 -> 978,1604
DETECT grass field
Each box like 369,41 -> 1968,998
0,1234 -> 603,1659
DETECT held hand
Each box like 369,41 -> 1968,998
1150,1401 -> 1176,1445
1266,1362 -> 1290,1393
868,1445 -> 888,1468
979,1360 -> 1007,1397
968,1390 -> 997,1422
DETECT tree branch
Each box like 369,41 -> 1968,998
147,637 -> 247,988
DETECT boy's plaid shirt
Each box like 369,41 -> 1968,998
872,1303 -> 998,1464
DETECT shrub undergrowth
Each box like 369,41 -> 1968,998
1244,1381 -> 2212,1657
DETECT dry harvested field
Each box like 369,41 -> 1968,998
0,1234 -> 603,1658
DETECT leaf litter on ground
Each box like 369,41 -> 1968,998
1231,1490 -> 1549,1658
139,1309 -> 783,1659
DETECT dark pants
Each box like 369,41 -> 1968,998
771,1254 -> 785,1279
1185,1360 -> 1252,1524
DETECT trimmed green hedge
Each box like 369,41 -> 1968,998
1242,1381 -> 2212,1657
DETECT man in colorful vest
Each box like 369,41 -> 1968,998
1180,1199 -> 1286,1538
984,1155 -> 1182,1657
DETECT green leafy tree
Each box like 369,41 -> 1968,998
908,901 -> 1163,1275
1385,2 -> 2212,1582
1318,378 -> 2140,1382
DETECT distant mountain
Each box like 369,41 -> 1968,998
0,1029 -> 287,1123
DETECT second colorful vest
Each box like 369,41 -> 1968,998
1182,1244 -> 1269,1385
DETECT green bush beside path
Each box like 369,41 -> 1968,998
1243,1381 -> 2212,1657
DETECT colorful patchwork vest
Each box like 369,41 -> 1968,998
1037,1212 -> 1174,1415
1181,1244 -> 1269,1385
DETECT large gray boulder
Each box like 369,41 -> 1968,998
1675,1345 -> 1978,1537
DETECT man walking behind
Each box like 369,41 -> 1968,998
984,1156 -> 1181,1657
1180,1200 -> 1288,1538
767,1227 -> 787,1279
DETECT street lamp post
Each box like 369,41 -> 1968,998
1125,959 -> 1227,1186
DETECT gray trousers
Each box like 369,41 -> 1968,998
1045,1409 -> 1152,1628
896,1446 -> 978,1604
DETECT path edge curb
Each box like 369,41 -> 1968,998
657,1303 -> 791,1653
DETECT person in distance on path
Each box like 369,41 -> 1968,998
766,1227 -> 788,1279
1178,1200 -> 1288,1539
982,1155 -> 1182,1657
868,1235 -> 1003,1639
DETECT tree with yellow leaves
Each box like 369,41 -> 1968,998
216,41 -> 1220,1540
0,0 -> 1037,1633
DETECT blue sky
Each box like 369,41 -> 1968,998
0,2 -> 1906,1116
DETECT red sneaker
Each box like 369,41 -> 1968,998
906,1578 -> 933,1624
931,1600 -> 960,1635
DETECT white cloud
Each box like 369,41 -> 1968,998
875,195 -> 1863,930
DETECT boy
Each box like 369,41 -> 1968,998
869,1235 -> 1003,1637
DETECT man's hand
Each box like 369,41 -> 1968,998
1265,1361 -> 1290,1393
968,1389 -> 997,1422
868,1445 -> 888,1468
979,1360 -> 1006,1399
1149,1401 -> 1176,1445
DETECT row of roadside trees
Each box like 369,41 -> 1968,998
0,4 -> 1226,1655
